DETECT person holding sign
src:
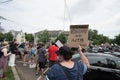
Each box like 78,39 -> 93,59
47,42 -> 59,67
45,45 -> 90,80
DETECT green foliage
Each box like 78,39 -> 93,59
55,32 -> 67,44
93,39 -> 99,45
0,32 -> 4,41
4,66 -> 15,80
4,32 -> 13,41
109,39 -> 115,44
114,34 -> 120,45
88,29 -> 110,45
0,32 -> 13,41
25,33 -> 34,42
38,30 -> 51,44
88,29 -> 98,40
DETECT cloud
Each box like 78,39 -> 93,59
0,0 -> 120,38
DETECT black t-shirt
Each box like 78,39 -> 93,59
9,43 -> 18,54
0,48 -> 3,58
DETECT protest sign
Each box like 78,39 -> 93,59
67,25 -> 89,48
55,40 -> 63,48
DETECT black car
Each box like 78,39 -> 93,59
72,52 -> 120,80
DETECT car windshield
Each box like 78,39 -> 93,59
109,57 -> 120,69
72,53 -> 120,70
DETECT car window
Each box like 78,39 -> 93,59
106,57 -> 120,69
72,53 -> 120,70
87,56 -> 108,67
72,53 -> 80,59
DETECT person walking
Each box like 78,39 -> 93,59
0,41 -> 11,78
47,42 -> 59,67
8,39 -> 18,66
45,45 -> 90,80
23,43 -> 30,66
36,44 -> 47,75
29,44 -> 36,68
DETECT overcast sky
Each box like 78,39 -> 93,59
0,0 -> 120,38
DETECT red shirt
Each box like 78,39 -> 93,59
48,45 -> 58,61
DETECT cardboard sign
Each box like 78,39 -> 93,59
67,25 -> 89,48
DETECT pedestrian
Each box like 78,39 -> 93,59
29,44 -> 36,68
35,43 -> 42,70
47,42 -> 59,67
23,43 -> 30,66
8,39 -> 18,66
36,43 -> 47,75
45,45 -> 90,80
0,41 -> 11,78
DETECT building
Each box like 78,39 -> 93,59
36,30 -> 69,41
10,30 -> 26,44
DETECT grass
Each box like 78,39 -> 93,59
0,66 -> 15,80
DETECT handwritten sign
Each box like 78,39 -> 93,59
55,40 -> 63,48
67,25 -> 89,48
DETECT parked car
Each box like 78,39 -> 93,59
92,46 -> 99,53
72,52 -> 120,80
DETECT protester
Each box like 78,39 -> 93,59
29,44 -> 36,68
36,43 -> 47,75
34,43 -> 42,70
0,41 -> 11,78
8,39 -> 18,66
23,43 -> 30,66
18,42 -> 25,59
47,42 -> 59,67
45,45 -> 90,80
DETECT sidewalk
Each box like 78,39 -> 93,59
15,58 -> 39,80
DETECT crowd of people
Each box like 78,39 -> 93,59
19,42 -> 90,80
19,42 -> 59,75
0,39 -> 90,80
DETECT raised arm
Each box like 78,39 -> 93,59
79,45 -> 90,68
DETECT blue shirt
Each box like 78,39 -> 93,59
30,47 -> 35,54
46,61 -> 87,80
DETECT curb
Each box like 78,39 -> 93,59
11,66 -> 21,80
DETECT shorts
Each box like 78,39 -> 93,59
23,51 -> 29,56
39,62 -> 45,68
24,51 -> 28,55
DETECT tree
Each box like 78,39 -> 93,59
38,30 -> 51,44
88,29 -> 98,40
88,29 -> 110,45
0,32 -> 4,42
55,32 -> 67,44
114,34 -> 120,45
4,32 -> 13,41
25,33 -> 34,42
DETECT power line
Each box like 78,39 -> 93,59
0,16 -> 38,29
0,0 -> 13,4
63,0 -> 71,27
